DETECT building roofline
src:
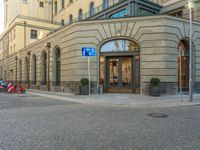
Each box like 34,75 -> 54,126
19,15 -> 200,53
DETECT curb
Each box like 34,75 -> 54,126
27,92 -> 200,108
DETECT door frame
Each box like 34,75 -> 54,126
105,56 -> 134,93
99,52 -> 140,93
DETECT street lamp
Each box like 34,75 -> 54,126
186,0 -> 196,102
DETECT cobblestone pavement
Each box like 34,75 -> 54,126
0,93 -> 200,150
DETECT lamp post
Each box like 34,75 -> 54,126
186,0 -> 195,102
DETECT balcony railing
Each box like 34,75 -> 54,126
47,0 -> 160,36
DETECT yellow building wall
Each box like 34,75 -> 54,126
6,17 -> 59,55
53,0 -> 103,24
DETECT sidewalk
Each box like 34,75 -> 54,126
27,89 -> 200,107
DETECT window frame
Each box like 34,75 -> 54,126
31,29 -> 38,39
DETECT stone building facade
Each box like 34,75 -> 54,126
1,15 -> 200,95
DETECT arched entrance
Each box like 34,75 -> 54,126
99,39 -> 140,93
53,47 -> 61,86
24,57 -> 29,83
178,39 -> 189,91
32,54 -> 36,84
41,51 -> 47,85
19,59 -> 22,82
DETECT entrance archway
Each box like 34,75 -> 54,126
24,57 -> 29,83
99,39 -> 140,93
178,39 -> 189,91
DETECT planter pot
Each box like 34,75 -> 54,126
149,86 -> 161,96
79,85 -> 89,95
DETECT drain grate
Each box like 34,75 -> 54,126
147,113 -> 168,118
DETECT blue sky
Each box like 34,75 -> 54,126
0,0 -> 4,34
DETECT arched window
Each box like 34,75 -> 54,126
32,54 -> 36,84
53,47 -> 61,86
101,39 -> 140,52
61,19 -> 65,26
41,51 -> 47,85
0,66 -> 2,79
24,57 -> 29,82
78,9 -> 83,20
178,39 -> 189,91
69,14 -> 73,24
19,59 -> 22,81
89,2 -> 95,16
103,0 -> 109,9
61,0 -> 65,9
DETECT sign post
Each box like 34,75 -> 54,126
82,47 -> 97,104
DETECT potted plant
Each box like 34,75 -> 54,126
79,78 -> 89,95
149,78 -> 161,96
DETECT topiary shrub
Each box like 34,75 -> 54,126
150,78 -> 160,87
80,78 -> 89,86
149,78 -> 161,96
79,78 -> 89,95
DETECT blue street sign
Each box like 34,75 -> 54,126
82,47 -> 96,57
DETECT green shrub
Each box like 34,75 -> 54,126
150,78 -> 160,86
80,78 -> 89,86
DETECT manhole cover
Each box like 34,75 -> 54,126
147,113 -> 168,118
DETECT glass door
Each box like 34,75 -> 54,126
106,56 -> 133,93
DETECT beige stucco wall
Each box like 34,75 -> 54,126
0,15 -> 200,94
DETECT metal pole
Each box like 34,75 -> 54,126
88,57 -> 91,104
48,47 -> 50,91
179,49 -> 182,103
189,8 -> 193,102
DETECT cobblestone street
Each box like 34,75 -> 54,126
0,93 -> 200,150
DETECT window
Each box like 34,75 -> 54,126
19,59 -> 22,81
103,0 -> 109,9
169,10 -> 183,18
110,9 -> 128,18
61,19 -> 65,26
89,2 -> 95,16
78,9 -> 83,20
13,29 -> 15,40
53,47 -> 61,86
41,51 -> 47,85
139,8 -> 154,16
61,0 -> 65,8
69,14 -> 73,24
32,54 -> 37,84
55,1 -> 58,14
101,40 -> 139,52
10,32 -> 12,41
69,0 -> 73,4
5,5 -> 8,24
39,1 -> 44,7
24,57 -> 29,82
21,0 -> 27,4
31,30 -> 38,39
